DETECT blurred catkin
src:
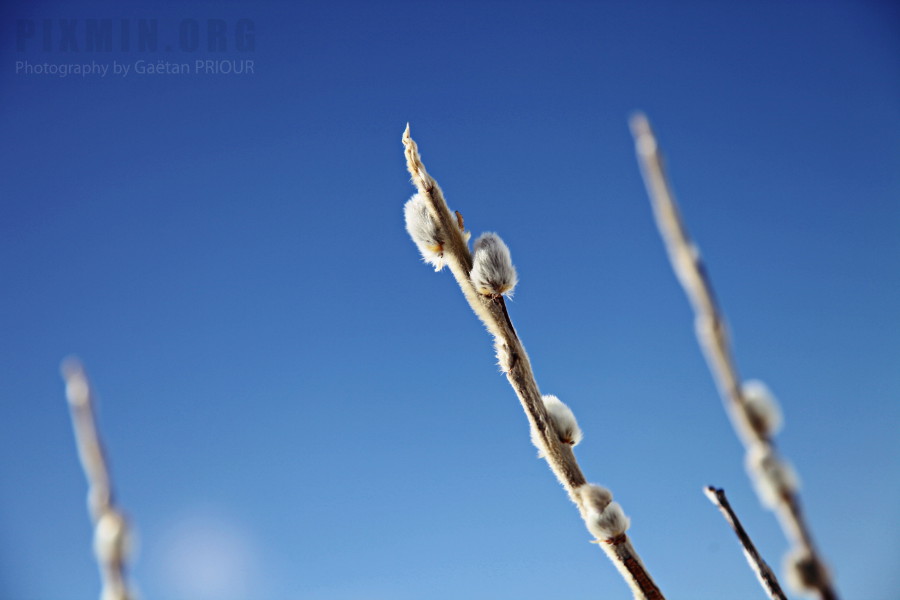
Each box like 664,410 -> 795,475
630,113 -> 838,600
62,358 -> 136,600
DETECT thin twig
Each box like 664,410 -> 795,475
630,113 -> 838,600
705,486 -> 788,600
62,358 -> 135,600
403,125 -> 664,599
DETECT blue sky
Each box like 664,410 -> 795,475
1,1 -> 897,599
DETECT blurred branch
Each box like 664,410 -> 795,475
630,113 -> 838,600
62,358 -> 135,600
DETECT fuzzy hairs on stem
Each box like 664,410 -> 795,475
531,395 -> 583,457
470,232 -> 518,297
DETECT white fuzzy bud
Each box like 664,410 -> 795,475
404,193 -> 444,271
61,358 -> 90,407
470,233 -> 518,297
530,394 -> 583,458
746,443 -> 800,509
93,510 -> 132,565
574,482 -> 613,512
575,483 -> 629,540
783,547 -> 830,596
741,380 -> 783,436
545,395 -> 583,447
673,242 -> 702,290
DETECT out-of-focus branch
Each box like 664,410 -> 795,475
705,486 -> 787,600
630,113 -> 838,600
62,358 -> 135,600
402,125 -> 664,599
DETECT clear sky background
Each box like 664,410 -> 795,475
1,1 -> 897,599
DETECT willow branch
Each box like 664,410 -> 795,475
630,113 -> 838,600
705,486 -> 788,600
62,358 -> 135,600
403,125 -> 664,599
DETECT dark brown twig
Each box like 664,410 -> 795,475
705,486 -> 788,600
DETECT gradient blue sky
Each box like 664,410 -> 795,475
1,1 -> 898,599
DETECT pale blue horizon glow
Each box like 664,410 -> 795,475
1,1 -> 898,599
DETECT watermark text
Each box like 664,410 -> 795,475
15,59 -> 256,77
16,18 -> 255,53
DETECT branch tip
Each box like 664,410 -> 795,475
629,112 -> 657,157
61,355 -> 84,380
703,485 -> 722,504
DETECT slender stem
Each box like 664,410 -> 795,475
705,486 -> 788,600
403,125 -> 664,599
630,113 -> 838,600
62,358 -> 135,600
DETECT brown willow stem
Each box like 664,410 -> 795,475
403,125 -> 664,599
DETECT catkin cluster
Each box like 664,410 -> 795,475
739,381 -> 796,511
533,394 -> 629,542
405,201 -> 631,544
405,192 -> 517,298
738,381 -> 830,595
